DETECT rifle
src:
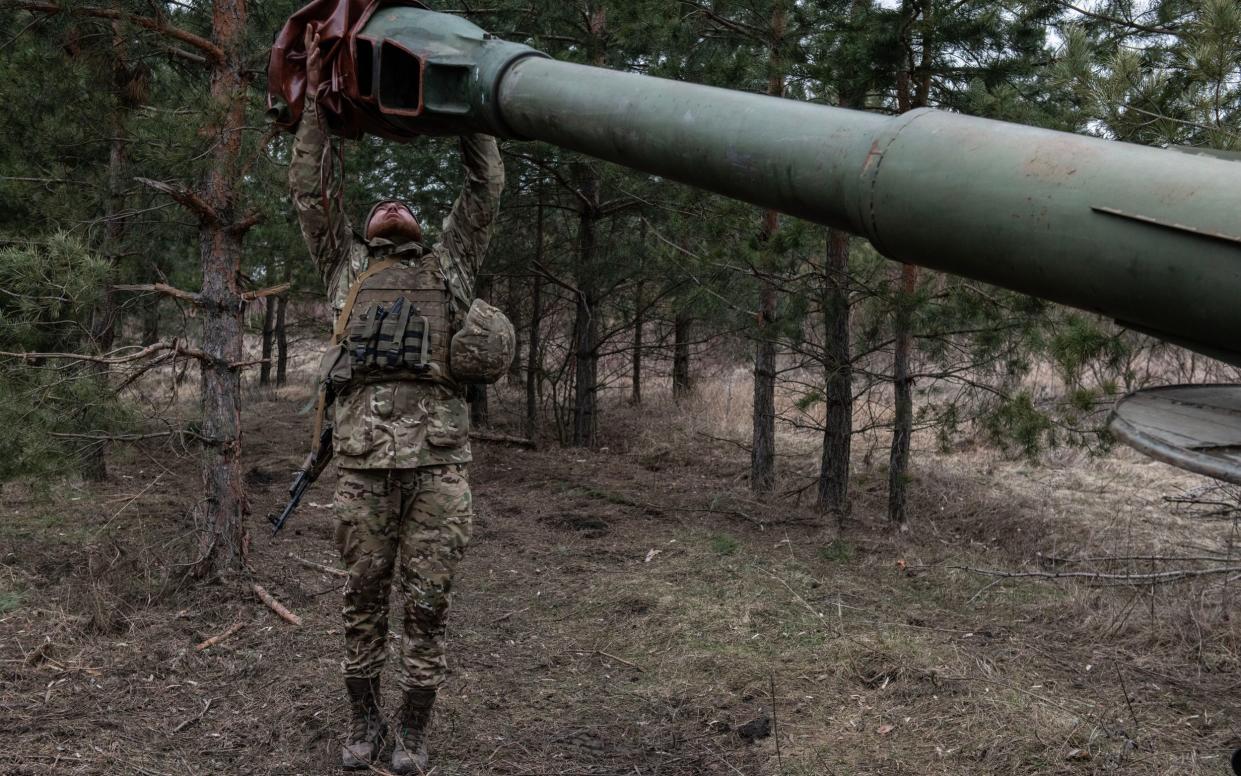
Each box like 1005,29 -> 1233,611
270,423 -> 334,535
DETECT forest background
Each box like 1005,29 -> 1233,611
2,0 -> 1241,774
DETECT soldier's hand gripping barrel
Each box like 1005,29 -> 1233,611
270,2 -> 1241,367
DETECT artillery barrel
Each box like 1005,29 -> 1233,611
339,7 -> 1241,364
498,57 -> 1241,363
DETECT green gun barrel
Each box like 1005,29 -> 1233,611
351,7 -> 1241,365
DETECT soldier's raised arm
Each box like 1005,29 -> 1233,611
288,32 -> 356,294
434,134 -> 504,289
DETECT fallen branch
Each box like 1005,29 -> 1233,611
1037,552 -> 1236,565
194,621 -> 245,652
171,698 -> 214,733
585,650 -> 642,672
289,553 -> 347,578
469,430 -> 536,448
954,564 -> 1241,585
252,584 -> 302,625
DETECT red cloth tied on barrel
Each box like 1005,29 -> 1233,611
267,0 -> 424,138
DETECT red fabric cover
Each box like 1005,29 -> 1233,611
267,0 -> 425,137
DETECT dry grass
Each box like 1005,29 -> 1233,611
2,359 -> 1240,774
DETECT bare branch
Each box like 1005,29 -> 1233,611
9,1 -> 225,63
135,177 -> 219,224
0,340 -> 174,365
114,282 -> 201,304
241,283 -> 290,302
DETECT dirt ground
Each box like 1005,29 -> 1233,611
1,388 -> 1239,775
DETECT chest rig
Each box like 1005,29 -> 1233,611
333,256 -> 457,384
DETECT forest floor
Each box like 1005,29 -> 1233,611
1,384 -> 1240,775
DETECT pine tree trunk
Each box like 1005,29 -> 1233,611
259,294 -> 275,387
570,7 -> 606,448
818,228 -> 852,525
750,3 -> 786,495
672,313 -> 692,400
570,206 -> 597,446
83,129 -> 127,481
470,385 -> 489,426
508,276 -> 523,384
525,175 -> 545,440
816,73 -> 862,525
631,280 -> 643,405
887,10 -> 927,530
888,262 -> 916,529
275,257 -> 290,387
141,297 -> 160,345
751,276 -> 778,494
193,0 -> 249,577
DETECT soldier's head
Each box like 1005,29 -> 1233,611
365,200 -> 422,244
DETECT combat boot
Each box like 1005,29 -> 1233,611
342,676 -> 386,770
390,687 -> 435,774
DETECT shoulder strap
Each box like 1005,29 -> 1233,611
331,258 -> 399,344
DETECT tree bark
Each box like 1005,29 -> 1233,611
275,256 -> 290,387
525,172 -> 545,440
83,23 -> 136,481
816,68 -> 865,525
259,293 -> 275,386
508,275 -> 523,384
818,227 -> 852,525
672,313 -> 692,400
571,202 -> 598,447
751,273 -> 778,494
570,7 -> 607,448
193,0 -> 249,577
749,1 -> 786,495
887,0 -> 930,529
631,280 -> 643,405
888,262 -> 916,528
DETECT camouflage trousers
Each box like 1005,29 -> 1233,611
334,464 -> 473,690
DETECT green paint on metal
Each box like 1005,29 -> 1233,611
354,5 -> 1241,367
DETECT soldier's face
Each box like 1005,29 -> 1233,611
366,201 -> 421,243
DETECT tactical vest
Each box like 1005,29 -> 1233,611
335,258 -> 456,384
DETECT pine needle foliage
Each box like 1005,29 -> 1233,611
0,234 -> 127,482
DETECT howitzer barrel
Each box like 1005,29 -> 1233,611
277,5 -> 1241,364
497,57 -> 1241,363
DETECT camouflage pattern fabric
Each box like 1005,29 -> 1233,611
334,465 -> 473,689
290,95 -> 504,469
450,298 -> 516,383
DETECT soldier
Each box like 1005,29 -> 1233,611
289,30 -> 509,774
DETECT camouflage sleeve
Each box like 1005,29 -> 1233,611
288,97 -> 357,293
434,134 -> 505,291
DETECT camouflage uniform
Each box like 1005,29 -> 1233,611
290,96 -> 503,691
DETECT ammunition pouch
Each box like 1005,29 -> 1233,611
318,341 -> 354,394
346,296 -> 433,377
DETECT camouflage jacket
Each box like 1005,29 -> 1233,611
290,98 -> 504,469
